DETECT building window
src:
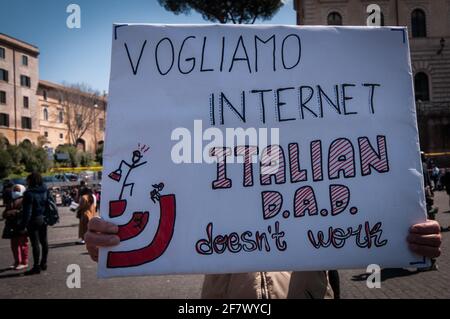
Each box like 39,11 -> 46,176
0,47 -> 5,59
21,116 -> 32,129
99,118 -> 104,131
0,69 -> 8,82
43,90 -> 47,100
327,12 -> 342,25
58,110 -> 63,123
414,72 -> 430,101
44,131 -> 48,138
411,9 -> 427,38
23,96 -> 29,108
76,138 -> 86,151
22,55 -> 28,66
20,75 -> 31,87
0,113 -> 9,127
43,108 -> 49,121
0,91 -> 5,104
59,133 -> 63,139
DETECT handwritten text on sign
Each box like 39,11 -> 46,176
99,25 -> 426,278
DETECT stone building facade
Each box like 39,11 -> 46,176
294,0 -> 450,157
0,33 -> 40,145
0,33 -> 106,154
37,80 -> 106,154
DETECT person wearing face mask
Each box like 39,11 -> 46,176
2,184 -> 29,270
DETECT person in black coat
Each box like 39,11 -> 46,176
20,172 -> 50,275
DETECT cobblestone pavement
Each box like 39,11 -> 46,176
0,191 -> 448,299
340,190 -> 450,299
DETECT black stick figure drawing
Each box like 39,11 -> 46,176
108,145 -> 149,200
150,183 -> 165,203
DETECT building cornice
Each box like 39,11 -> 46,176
0,33 -> 39,56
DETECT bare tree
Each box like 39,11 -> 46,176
58,83 -> 102,149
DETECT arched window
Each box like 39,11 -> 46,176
76,138 -> 86,152
43,108 -> 48,121
414,72 -> 430,101
58,110 -> 63,123
327,12 -> 342,26
411,9 -> 426,38
0,135 -> 9,150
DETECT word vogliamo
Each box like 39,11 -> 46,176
124,33 -> 301,76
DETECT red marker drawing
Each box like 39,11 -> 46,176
107,194 -> 176,268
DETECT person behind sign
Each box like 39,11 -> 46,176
77,180 -> 88,203
84,217 -> 441,298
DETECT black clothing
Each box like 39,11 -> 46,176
21,185 -> 49,268
27,216 -> 48,268
20,185 -> 48,230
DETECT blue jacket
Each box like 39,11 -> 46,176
21,185 -> 48,229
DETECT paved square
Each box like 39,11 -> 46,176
0,191 -> 448,299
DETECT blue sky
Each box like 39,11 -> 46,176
0,0 -> 296,92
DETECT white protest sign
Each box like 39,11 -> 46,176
98,24 -> 427,278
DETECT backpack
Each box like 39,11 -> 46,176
44,191 -> 60,226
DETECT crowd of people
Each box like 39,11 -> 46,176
1,174 -> 99,275
422,155 -> 450,228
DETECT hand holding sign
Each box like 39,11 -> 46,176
97,25 -> 434,278
86,219 -> 441,261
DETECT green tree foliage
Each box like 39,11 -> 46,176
158,0 -> 284,24
54,144 -> 95,168
16,140 -> 51,173
0,149 -> 13,179
0,134 -> 9,151
79,151 -> 93,167
96,143 -> 104,165
1,139 -> 51,177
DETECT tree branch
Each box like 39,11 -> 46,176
228,10 -> 236,24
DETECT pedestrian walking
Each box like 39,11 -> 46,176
76,188 -> 97,245
70,187 -> 79,205
95,189 -> 101,213
78,180 -> 88,202
2,184 -> 29,270
432,166 -> 440,190
442,168 -> 450,208
20,172 -> 51,275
